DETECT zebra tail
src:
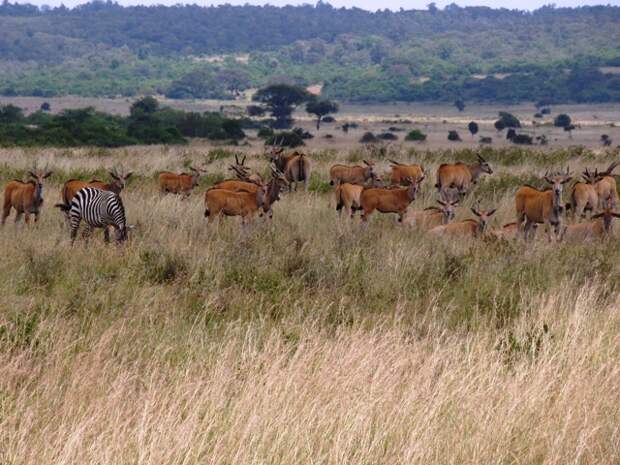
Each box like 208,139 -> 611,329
54,203 -> 71,212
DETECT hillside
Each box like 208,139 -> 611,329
1,2 -> 620,103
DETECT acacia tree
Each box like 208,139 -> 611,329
253,84 -> 313,128
468,121 -> 479,138
306,100 -> 338,130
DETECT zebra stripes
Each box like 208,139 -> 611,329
69,187 -> 127,243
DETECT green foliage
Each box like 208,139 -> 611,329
360,132 -> 377,143
265,131 -> 304,148
405,129 -> 427,141
497,112 -> 521,128
0,99 -> 246,147
0,4 -> 619,104
257,126 -> 274,139
306,99 -> 339,130
253,84 -> 314,128
554,113 -> 572,128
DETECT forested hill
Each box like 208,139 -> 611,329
1,1 -> 620,103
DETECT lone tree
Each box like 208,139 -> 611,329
468,121 -> 479,138
601,134 -> 612,146
306,100 -> 339,130
40,102 -> 51,112
253,84 -> 313,128
130,96 -> 159,116
494,120 -> 506,131
454,99 -> 465,112
497,111 -> 521,128
554,113 -> 572,129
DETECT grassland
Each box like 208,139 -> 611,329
1,142 -> 619,464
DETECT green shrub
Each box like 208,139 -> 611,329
405,129 -> 427,141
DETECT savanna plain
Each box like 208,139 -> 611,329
1,138 -> 620,464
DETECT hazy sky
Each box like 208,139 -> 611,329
15,0 -> 620,11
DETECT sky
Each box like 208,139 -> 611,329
14,0 -> 620,11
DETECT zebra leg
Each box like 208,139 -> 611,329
70,222 -> 79,245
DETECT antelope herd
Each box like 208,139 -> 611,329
1,148 -> 619,245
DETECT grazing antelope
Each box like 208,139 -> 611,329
55,187 -> 127,244
592,161 -> 619,210
565,169 -> 598,220
212,167 -> 288,219
2,168 -> 52,225
488,222 -> 538,241
158,166 -> 206,198
229,154 -> 263,184
435,154 -> 493,197
360,176 -> 422,223
334,177 -> 384,219
515,169 -> 572,241
60,167 -> 133,213
429,207 -> 496,238
204,184 -> 268,226
403,199 -> 459,229
268,145 -> 311,192
388,159 -> 425,186
560,208 -> 620,243
329,160 -> 376,186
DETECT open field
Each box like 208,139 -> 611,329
2,97 -> 619,151
1,143 -> 620,464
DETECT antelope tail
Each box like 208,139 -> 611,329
54,203 -> 71,212
335,185 -> 344,211
298,155 -> 306,181
204,208 -> 210,217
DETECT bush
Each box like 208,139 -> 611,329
377,132 -> 398,140
511,134 -> 533,145
405,129 -> 427,141
265,131 -> 304,148
360,132 -> 378,143
554,113 -> 572,128
448,130 -> 461,141
322,116 -> 335,123
506,128 -> 516,140
497,112 -> 521,128
257,126 -> 274,139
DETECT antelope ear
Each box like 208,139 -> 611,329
451,200 -> 460,206
437,200 -> 447,206
612,213 -> 620,219
418,175 -> 425,182
471,208 -> 481,217
125,172 -> 133,179
28,171 -> 36,178
109,172 -> 120,180
592,213 -> 604,219
487,208 -> 497,216
43,171 -> 53,178
561,177 -> 573,184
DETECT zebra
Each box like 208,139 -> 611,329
55,187 -> 127,244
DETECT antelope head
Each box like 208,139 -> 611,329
477,154 -> 493,174
544,167 -> 572,209
437,199 -> 459,224
471,205 -> 497,233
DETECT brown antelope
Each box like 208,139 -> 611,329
488,222 -> 538,241
429,207 -> 496,238
435,154 -> 493,197
268,145 -> 311,192
212,167 -> 288,219
565,169 -> 598,220
388,159 -> 425,186
229,154 -> 263,184
334,177 -> 384,219
158,166 -> 206,198
560,207 -> 620,242
60,167 -> 133,209
515,168 -> 572,241
592,161 -> 619,209
2,168 -> 53,225
329,160 -> 376,186
360,176 -> 422,223
403,200 -> 459,229
204,184 -> 268,226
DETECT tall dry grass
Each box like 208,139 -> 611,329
1,144 -> 619,464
